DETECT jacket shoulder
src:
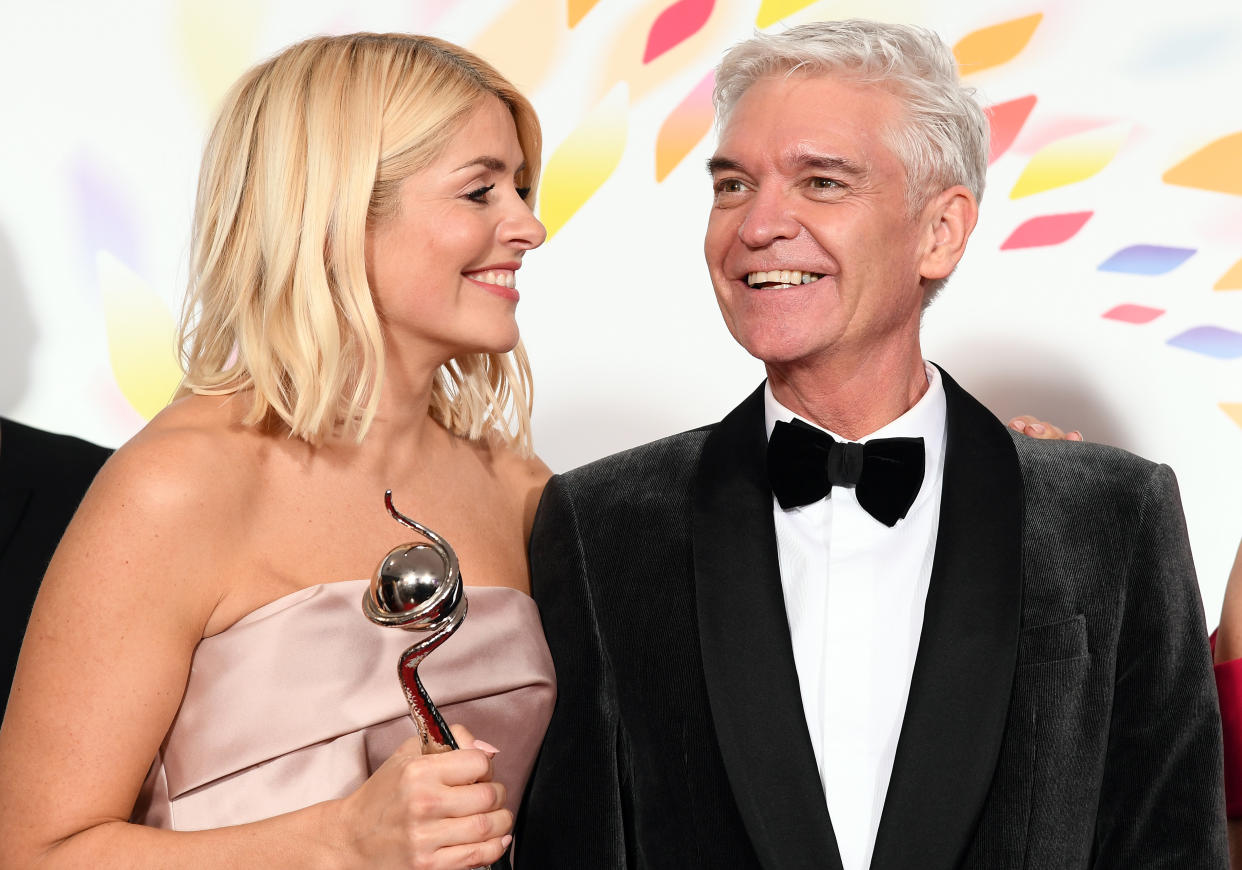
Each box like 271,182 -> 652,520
548,425 -> 713,508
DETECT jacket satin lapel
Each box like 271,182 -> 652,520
693,384 -> 844,870
870,366 -> 1023,870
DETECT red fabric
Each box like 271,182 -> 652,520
1211,630 -> 1242,818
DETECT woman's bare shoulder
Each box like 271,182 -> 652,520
478,436 -> 552,540
99,394 -> 265,509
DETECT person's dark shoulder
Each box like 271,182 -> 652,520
554,424 -> 713,499
0,417 -> 112,489
1007,430 -> 1173,516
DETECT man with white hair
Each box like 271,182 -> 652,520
518,20 -> 1226,868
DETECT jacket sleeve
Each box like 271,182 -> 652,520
1093,464 -> 1227,867
515,474 -> 630,867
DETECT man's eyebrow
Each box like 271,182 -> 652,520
793,153 -> 867,177
453,156 -> 526,174
706,156 -> 744,175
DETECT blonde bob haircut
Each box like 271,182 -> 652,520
178,33 -> 541,451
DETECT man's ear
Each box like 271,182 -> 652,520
918,185 -> 978,281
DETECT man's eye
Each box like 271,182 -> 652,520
810,177 -> 843,190
466,184 -> 496,202
714,179 -> 746,194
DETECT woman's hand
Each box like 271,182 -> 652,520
334,723 -> 512,870
1007,415 -> 1083,441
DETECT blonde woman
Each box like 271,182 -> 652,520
0,34 -> 553,869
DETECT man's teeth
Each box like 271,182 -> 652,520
746,270 -> 823,287
468,270 -> 516,289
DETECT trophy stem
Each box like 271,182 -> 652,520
397,642 -> 458,752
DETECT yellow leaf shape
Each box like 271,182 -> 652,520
755,0 -> 819,28
178,0 -> 264,112
472,0 -> 563,96
569,0 -> 601,27
1217,257 -> 1242,290
539,84 -> 629,239
1221,403 -> 1242,429
954,13 -> 1042,75
99,252 -> 182,420
1009,124 -> 1129,199
1163,132 -> 1242,196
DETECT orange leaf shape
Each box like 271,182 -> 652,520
1216,257 -> 1242,290
985,95 -> 1037,164
954,14 -> 1042,75
539,85 -> 629,238
643,0 -> 714,64
1163,132 -> 1242,196
1221,403 -> 1242,429
568,0 -> 600,27
656,70 -> 715,181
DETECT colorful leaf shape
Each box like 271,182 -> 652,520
1215,257 -> 1242,290
471,0 -> 563,96
755,0 -> 818,28
1221,403 -> 1242,429
568,0 -> 601,27
1163,132 -> 1242,196
1098,245 -> 1196,275
1102,304 -> 1164,324
1167,326 -> 1242,359
999,211 -> 1093,250
656,70 -> 715,182
178,0 -> 262,111
985,95 -> 1037,164
1009,124 -> 1129,199
98,252 -> 182,420
539,84 -> 629,238
643,0 -> 714,64
954,14 -> 1042,75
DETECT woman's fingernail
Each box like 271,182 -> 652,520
473,739 -> 500,756
1010,419 -> 1026,431
1029,423 -> 1045,434
502,834 -> 514,848
1070,431 -> 1083,441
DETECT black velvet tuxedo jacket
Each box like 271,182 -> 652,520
518,369 -> 1226,868
0,418 -> 111,711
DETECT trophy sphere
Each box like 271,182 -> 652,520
372,543 -> 451,616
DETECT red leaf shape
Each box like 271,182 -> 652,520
1000,211 -> 1093,250
643,0 -> 714,64
985,95 -> 1036,164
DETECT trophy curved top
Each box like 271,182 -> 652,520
362,490 -> 465,631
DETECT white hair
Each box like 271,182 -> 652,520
714,20 -> 989,212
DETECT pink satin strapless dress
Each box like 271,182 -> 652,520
132,580 -> 555,830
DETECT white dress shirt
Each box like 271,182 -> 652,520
765,363 -> 947,870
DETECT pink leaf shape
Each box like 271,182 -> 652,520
1000,211 -> 1093,250
643,0 -> 714,64
985,95 -> 1036,164
655,70 -> 715,181
1102,304 -> 1165,324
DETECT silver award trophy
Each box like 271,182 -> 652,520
363,491 -> 509,870
363,490 -> 468,753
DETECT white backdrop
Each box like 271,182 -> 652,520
2,0 -> 1241,616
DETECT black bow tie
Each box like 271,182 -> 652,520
767,418 -> 925,527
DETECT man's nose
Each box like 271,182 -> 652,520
736,187 -> 800,248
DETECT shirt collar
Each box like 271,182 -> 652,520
763,362 -> 948,506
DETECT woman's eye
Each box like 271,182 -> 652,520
466,184 -> 496,202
